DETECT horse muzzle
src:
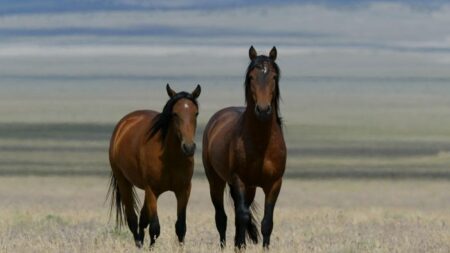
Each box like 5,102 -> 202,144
255,104 -> 272,121
181,142 -> 196,156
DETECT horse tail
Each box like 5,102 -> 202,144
107,170 -> 141,229
247,202 -> 260,244
106,171 -> 124,228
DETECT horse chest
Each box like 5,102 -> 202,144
166,161 -> 193,186
233,135 -> 286,185
235,142 -> 266,167
140,154 -> 193,192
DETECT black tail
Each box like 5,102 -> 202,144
106,172 -> 140,229
247,203 -> 260,244
106,172 -> 124,228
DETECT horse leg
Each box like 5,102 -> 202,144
116,175 -> 140,247
261,179 -> 282,249
245,186 -> 259,244
229,175 -> 249,249
143,187 -> 160,247
206,168 -> 227,248
174,183 -> 191,244
137,199 -> 148,247
245,187 -> 256,207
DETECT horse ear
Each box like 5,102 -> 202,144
269,46 -> 277,61
249,46 -> 257,60
166,83 -> 177,98
192,84 -> 201,99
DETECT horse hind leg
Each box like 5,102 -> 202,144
205,166 -> 227,248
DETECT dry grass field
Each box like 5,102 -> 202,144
0,176 -> 449,253
1,77 -> 450,253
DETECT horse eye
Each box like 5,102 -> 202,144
195,112 -> 199,117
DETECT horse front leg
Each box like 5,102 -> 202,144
143,187 -> 160,248
261,178 -> 282,249
229,174 -> 250,249
175,183 -> 191,244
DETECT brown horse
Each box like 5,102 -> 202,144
203,46 -> 286,249
108,84 -> 201,248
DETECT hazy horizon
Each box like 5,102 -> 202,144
1,0 -> 450,81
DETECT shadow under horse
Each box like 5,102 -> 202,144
108,84 -> 201,248
203,46 -> 287,249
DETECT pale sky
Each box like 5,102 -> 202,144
1,0 -> 450,78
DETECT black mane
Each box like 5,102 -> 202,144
148,92 -> 198,141
244,55 -> 282,125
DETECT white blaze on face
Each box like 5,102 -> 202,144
183,103 -> 190,109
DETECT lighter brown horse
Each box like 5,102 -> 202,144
203,46 -> 286,249
108,84 -> 201,248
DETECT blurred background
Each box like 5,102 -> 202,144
1,0 -> 450,178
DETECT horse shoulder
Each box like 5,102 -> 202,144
270,124 -> 287,153
261,126 -> 287,180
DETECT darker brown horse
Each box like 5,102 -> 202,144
108,84 -> 201,248
203,46 -> 286,249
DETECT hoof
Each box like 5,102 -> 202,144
234,246 -> 246,253
135,240 -> 143,248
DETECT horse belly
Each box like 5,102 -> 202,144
204,107 -> 243,181
123,165 -> 147,189
208,134 -> 234,181
209,147 -> 232,180
168,164 -> 194,192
